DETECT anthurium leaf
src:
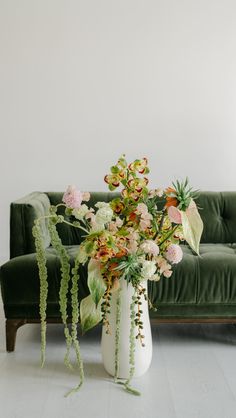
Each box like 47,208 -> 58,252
87,259 -> 106,307
80,295 -> 102,334
181,199 -> 203,255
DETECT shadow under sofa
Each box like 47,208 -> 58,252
1,191 -> 236,352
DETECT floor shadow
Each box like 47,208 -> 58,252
152,323 -> 236,346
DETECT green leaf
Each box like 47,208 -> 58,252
85,240 -> 94,255
87,259 -> 106,307
110,165 -> 119,174
80,295 -> 102,334
181,199 -> 203,255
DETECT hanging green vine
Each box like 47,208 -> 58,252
65,255 -> 84,396
34,214 -> 84,396
32,221 -> 49,367
48,218 -> 73,371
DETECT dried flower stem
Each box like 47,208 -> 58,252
124,288 -> 140,396
114,287 -> 121,382
101,277 -> 113,334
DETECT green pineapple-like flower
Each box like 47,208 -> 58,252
169,178 -> 199,211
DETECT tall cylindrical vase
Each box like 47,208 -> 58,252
101,278 -> 152,379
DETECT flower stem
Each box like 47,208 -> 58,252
159,224 -> 179,246
62,219 -> 89,234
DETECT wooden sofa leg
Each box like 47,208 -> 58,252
6,319 -> 27,352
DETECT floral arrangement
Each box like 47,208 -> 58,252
33,155 -> 203,396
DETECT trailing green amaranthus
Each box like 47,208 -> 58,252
32,221 -> 48,367
34,213 -> 85,395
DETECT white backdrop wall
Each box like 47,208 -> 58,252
1,0 -> 236,260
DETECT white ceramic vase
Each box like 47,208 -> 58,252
101,278 -> 152,378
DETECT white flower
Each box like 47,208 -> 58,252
140,240 -> 159,256
72,204 -> 90,220
149,273 -> 160,281
141,260 -> 157,280
90,221 -> 105,233
95,202 -> 110,209
149,188 -> 164,198
95,202 -> 113,224
108,217 -> 123,233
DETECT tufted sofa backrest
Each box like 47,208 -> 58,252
47,191 -> 236,245
9,190 -> 236,259
195,192 -> 236,243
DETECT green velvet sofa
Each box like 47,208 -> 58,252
1,191 -> 236,352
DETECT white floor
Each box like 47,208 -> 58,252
1,298 -> 236,418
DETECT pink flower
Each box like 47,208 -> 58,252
108,218 -> 123,233
140,240 -> 159,256
163,270 -> 172,278
165,244 -> 183,264
149,188 -> 164,198
126,228 -> 139,254
140,218 -> 151,231
136,203 -> 153,231
157,256 -> 171,274
168,206 -> 182,224
85,209 -> 95,220
136,203 -> 149,216
127,239 -> 138,254
62,185 -> 83,209
82,192 -> 90,202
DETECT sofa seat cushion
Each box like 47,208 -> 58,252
196,243 -> 236,303
0,246 -> 89,309
149,243 -> 236,306
2,244 -> 236,319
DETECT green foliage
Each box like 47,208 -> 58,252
87,259 -> 106,307
113,254 -> 142,286
80,295 -> 102,334
172,178 -> 199,211
181,205 -> 203,255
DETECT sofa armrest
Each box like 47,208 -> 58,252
10,192 -> 51,258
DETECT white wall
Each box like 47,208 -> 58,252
1,0 -> 236,261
